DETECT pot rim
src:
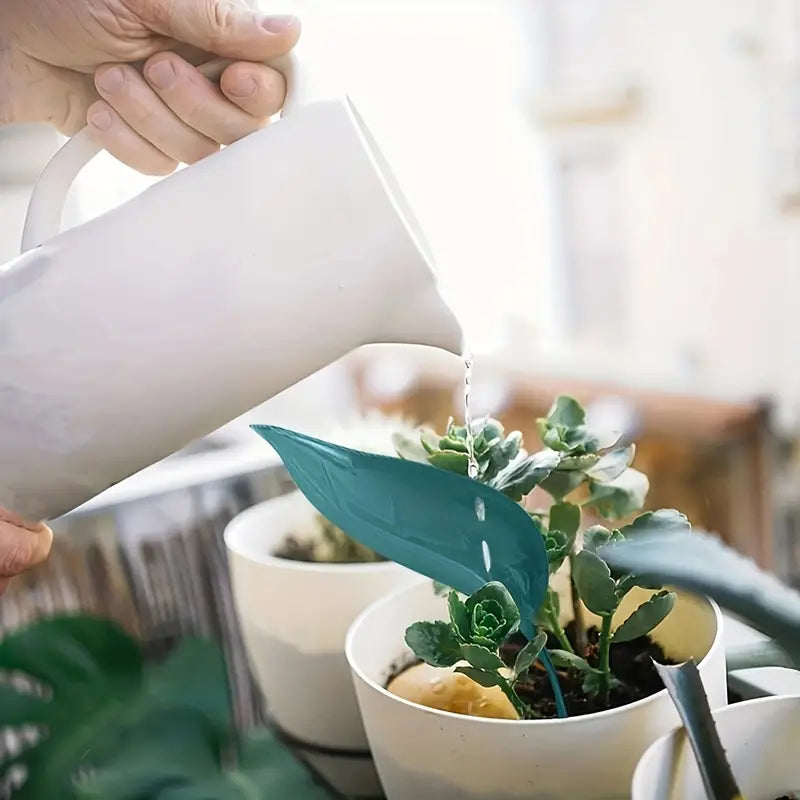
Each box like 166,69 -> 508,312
224,491 -> 402,575
632,693 -> 800,787
345,577 -> 725,727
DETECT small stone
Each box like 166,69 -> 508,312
387,663 -> 518,720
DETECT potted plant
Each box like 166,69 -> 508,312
254,396 -> 727,800
224,412 -> 419,797
598,526 -> 800,800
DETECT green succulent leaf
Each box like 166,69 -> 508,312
465,582 -> 521,647
447,591 -> 470,641
583,525 -> 624,553
427,450 -> 470,475
573,549 -> 619,616
454,666 -> 504,688
420,429 -> 441,454
581,669 -> 622,697
557,453 -> 601,470
490,449 -> 560,501
614,572 -> 664,598
461,644 -> 506,671
612,591 -> 676,643
548,649 -> 596,673
549,502 -> 581,539
513,632 -> 548,678
619,509 -> 691,537
584,445 -> 636,483
539,468 -> 587,501
433,581 -> 450,596
543,529 -> 572,573
587,468 -> 649,519
405,621 -> 463,668
392,431 -> 429,463
545,396 -> 586,429
600,530 -> 800,666
439,435 -> 469,453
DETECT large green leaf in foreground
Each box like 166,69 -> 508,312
0,616 -> 329,799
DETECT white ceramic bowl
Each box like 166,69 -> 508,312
225,491 -> 418,751
346,578 -> 726,800
632,694 -> 800,799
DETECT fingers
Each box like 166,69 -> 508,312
143,53 -> 283,144
89,53 -> 285,174
87,100 -> 180,176
139,0 -> 300,62
219,60 -> 285,119
0,518 -> 53,579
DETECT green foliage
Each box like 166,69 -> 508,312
464,582 -> 521,648
599,530 -> 800,667
404,417 -> 524,484
572,550 -> 619,616
0,616 -> 329,800
405,584 -> 545,719
405,621 -> 464,668
396,395 -> 683,711
611,591 -> 676,643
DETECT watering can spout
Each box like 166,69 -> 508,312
370,284 -> 464,357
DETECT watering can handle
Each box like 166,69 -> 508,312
21,52 -> 305,253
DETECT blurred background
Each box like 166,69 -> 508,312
1,0 -> 799,732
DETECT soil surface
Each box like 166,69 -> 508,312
498,621 -> 675,718
273,534 -> 319,562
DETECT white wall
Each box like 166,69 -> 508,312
524,0 -> 800,419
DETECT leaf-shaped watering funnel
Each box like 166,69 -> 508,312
253,426 -> 568,717
254,425 -> 548,624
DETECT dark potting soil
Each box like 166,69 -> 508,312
273,530 -> 388,564
273,534 -> 318,562
497,621 -> 676,719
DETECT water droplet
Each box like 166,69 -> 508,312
475,496 -> 485,522
464,350 -> 479,479
481,540 -> 492,572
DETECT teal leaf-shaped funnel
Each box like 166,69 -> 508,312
252,426 -> 549,634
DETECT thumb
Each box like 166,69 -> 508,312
144,0 -> 300,62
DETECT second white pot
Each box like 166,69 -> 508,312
632,694 -> 800,800
346,579 -> 726,800
224,491 -> 418,750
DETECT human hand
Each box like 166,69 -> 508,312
0,0 -> 300,174
0,509 -> 52,596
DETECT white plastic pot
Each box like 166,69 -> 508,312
346,579 -> 725,800
632,694 -> 800,800
225,491 -> 418,794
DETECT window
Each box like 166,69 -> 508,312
541,0 -> 629,91
551,144 -> 629,345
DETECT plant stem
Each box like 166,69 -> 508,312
499,677 -> 531,720
598,614 -> 613,706
547,607 -> 574,654
568,552 -> 588,653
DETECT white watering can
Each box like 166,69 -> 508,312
0,52 -> 463,523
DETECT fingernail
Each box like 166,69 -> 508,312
88,107 -> 113,131
96,66 -> 125,93
262,14 -> 298,34
146,60 -> 176,91
227,74 -> 257,99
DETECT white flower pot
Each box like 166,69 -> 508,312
632,694 -> 800,800
346,579 -> 726,800
224,491 -> 418,795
